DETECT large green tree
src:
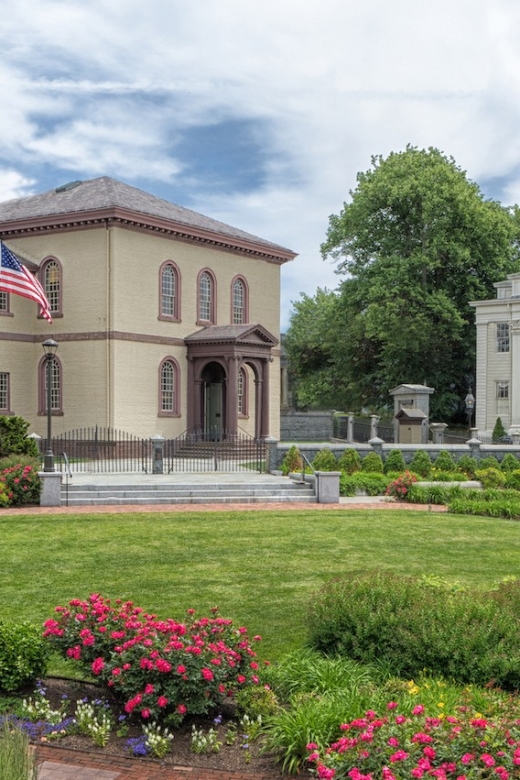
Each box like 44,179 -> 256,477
286,146 -> 520,418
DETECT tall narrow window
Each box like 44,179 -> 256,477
232,278 -> 246,324
0,372 -> 10,412
159,262 -> 180,320
159,358 -> 180,415
0,291 -> 9,314
39,356 -> 62,414
198,270 -> 216,323
41,258 -> 62,315
497,322 -> 510,353
237,366 -> 248,416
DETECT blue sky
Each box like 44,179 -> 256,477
2,0 -> 520,330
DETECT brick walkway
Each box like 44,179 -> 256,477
35,745 -> 280,780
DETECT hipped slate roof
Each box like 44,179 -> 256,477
0,177 -> 296,263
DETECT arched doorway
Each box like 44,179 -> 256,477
201,361 -> 226,440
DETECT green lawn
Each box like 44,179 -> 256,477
1,509 -> 519,661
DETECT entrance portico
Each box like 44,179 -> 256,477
185,324 -> 277,439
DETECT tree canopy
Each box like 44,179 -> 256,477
285,146 -> 520,419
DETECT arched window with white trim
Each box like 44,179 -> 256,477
159,357 -> 180,416
159,261 -> 180,320
197,269 -> 216,324
41,258 -> 62,315
38,355 -> 63,414
232,277 -> 248,324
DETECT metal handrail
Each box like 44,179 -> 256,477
60,451 -> 73,507
300,452 -> 316,482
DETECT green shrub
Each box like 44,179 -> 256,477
449,495 -> 520,520
383,449 -> 406,474
505,469 -> 520,491
406,483 -> 464,505
307,570 -> 520,689
311,448 -> 337,472
501,453 -> 520,472
339,473 -> 390,497
478,455 -> 500,470
0,416 -> 39,458
0,621 -> 48,692
432,450 -> 456,471
281,446 -> 303,476
0,457 -> 41,507
409,450 -> 432,477
336,448 -> 361,474
360,452 -> 384,473
475,467 -> 506,489
492,416 -> 507,442
456,454 -> 478,479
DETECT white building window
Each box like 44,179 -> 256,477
496,381 -> 509,400
0,372 -> 9,412
497,323 -> 510,353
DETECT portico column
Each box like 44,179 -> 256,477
187,357 -> 195,431
226,356 -> 239,436
260,358 -> 271,438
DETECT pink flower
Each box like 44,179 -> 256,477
412,704 -> 425,715
387,737 -> 400,747
461,754 -> 474,765
201,667 -> 214,681
387,701 -> 398,710
92,657 -> 104,675
389,750 -> 409,762
177,704 -> 187,715
176,665 -> 186,674
157,696 -> 168,707
141,708 -> 151,718
480,754 -> 495,767
144,683 -> 154,694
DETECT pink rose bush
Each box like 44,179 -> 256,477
307,701 -> 520,780
43,594 -> 263,724
385,471 -> 417,500
0,462 -> 40,506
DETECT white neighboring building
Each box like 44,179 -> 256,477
470,273 -> 520,438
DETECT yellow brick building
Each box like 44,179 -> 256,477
0,177 -> 295,440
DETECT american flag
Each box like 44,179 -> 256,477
0,242 -> 52,323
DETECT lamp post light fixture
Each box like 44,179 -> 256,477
42,338 -> 58,472
464,387 -> 476,431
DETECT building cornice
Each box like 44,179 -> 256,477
0,206 -> 296,265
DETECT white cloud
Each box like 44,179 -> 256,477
2,0 -> 520,327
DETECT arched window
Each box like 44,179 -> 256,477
40,258 -> 62,315
38,355 -> 63,414
159,261 -> 180,320
238,366 -> 248,416
232,277 -> 248,324
159,358 -> 180,416
197,270 -> 216,323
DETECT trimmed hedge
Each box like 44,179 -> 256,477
307,571 -> 520,689
0,621 -> 48,691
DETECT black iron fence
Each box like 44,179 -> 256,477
47,426 -> 266,473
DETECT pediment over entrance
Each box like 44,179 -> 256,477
184,323 -> 278,347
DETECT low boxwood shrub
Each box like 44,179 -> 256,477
456,454 -> 478,479
504,469 -> 520,491
336,448 -> 361,474
307,571 -> 520,689
383,449 -> 406,474
281,446 -> 303,476
311,448 -> 337,472
475,467 -> 506,489
339,473 -> 390,497
501,452 -> 520,472
478,455 -> 500,470
432,450 -> 456,471
408,450 -> 431,477
0,621 -> 48,691
360,452 -> 383,474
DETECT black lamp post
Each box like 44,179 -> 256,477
42,338 -> 58,472
464,387 -> 475,431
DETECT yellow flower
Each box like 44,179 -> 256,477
437,702 -> 444,708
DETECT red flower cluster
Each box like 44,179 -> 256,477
43,594 -> 263,723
